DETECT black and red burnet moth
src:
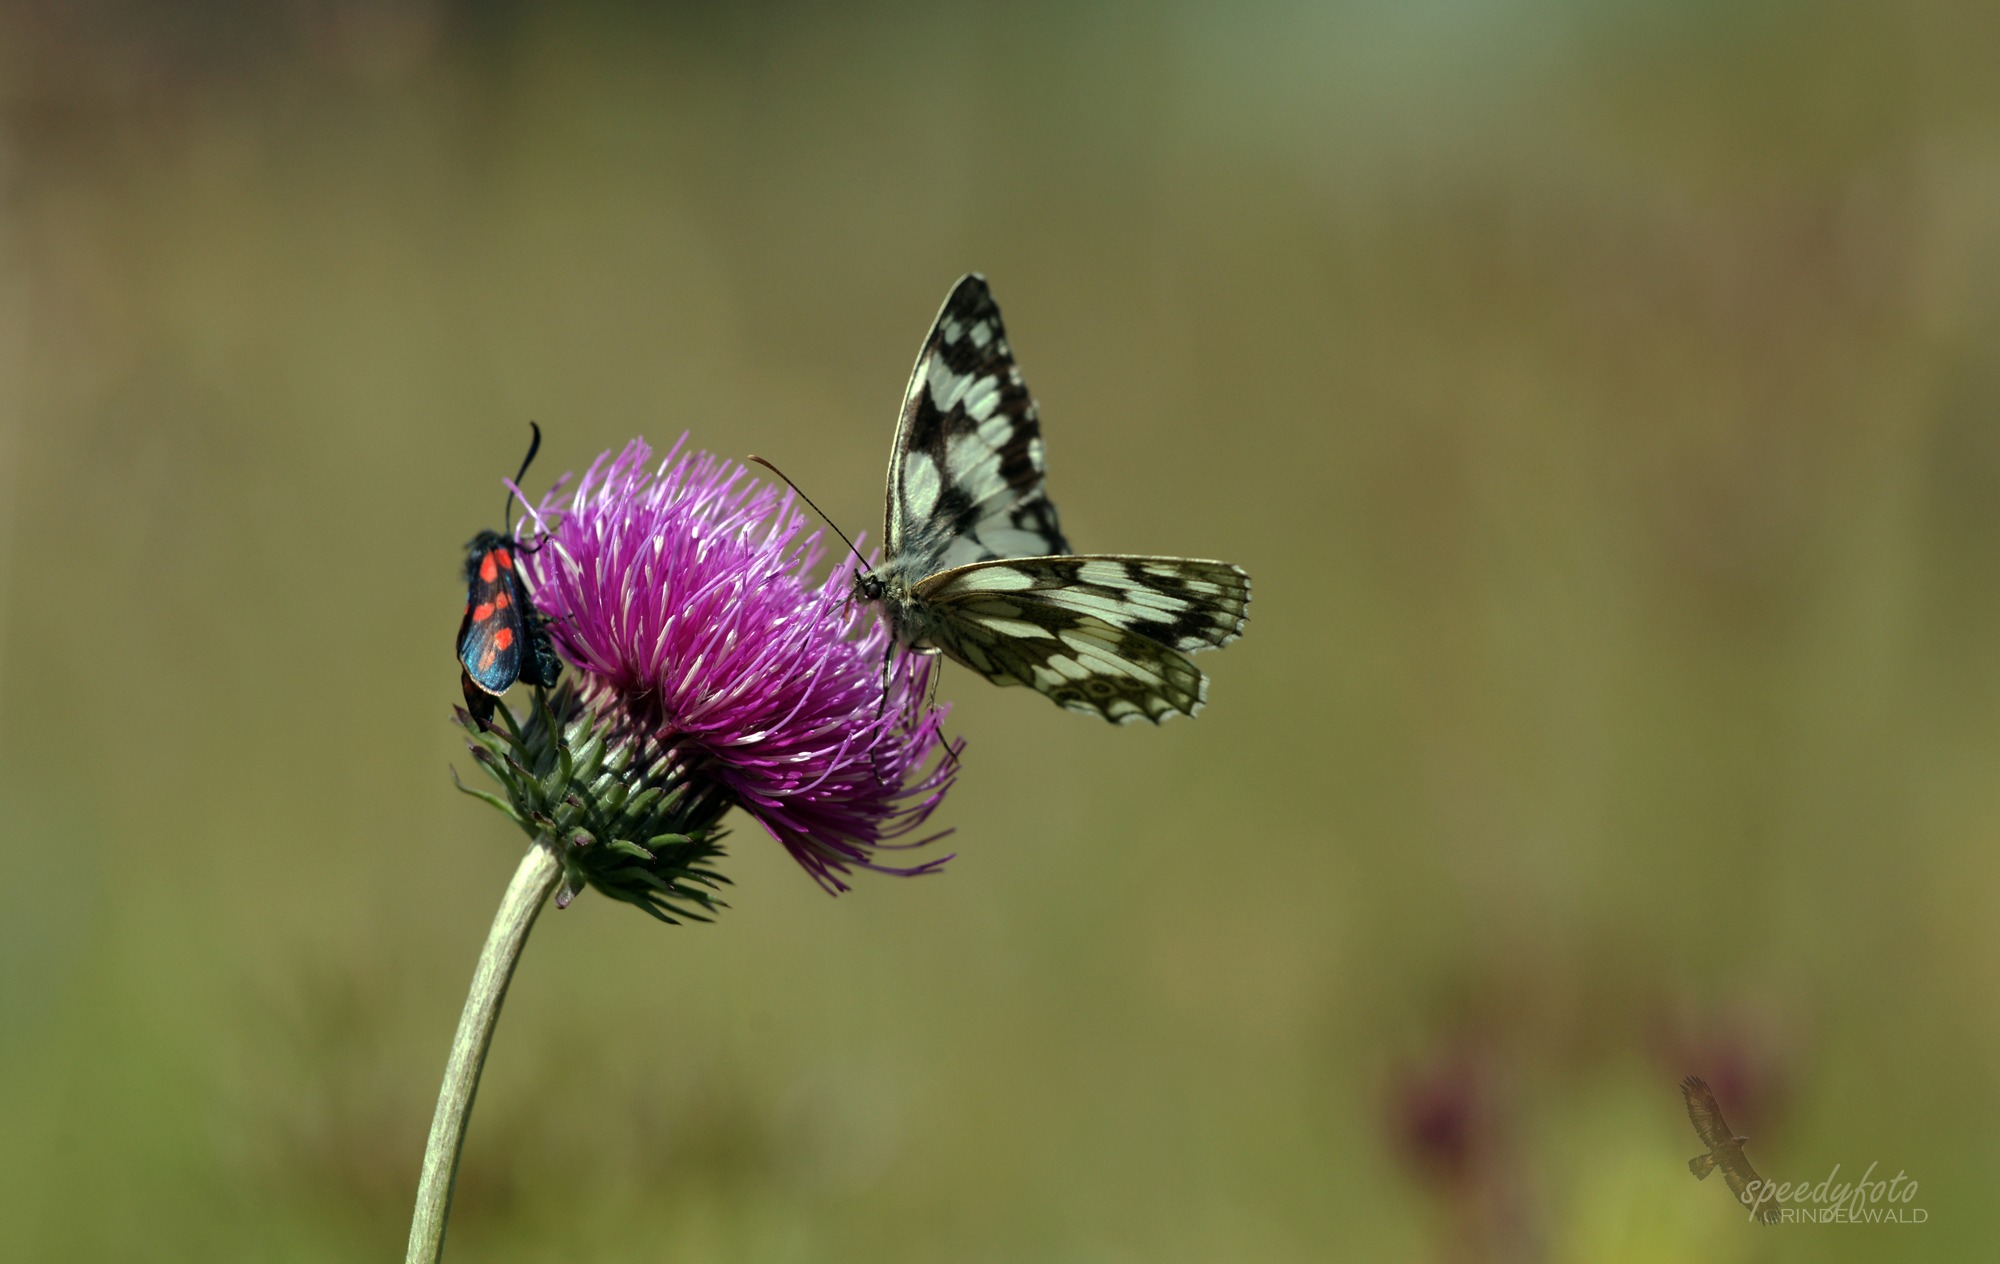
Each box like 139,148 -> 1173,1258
457,423 -> 561,725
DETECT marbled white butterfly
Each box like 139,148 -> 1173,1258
852,275 -> 1250,723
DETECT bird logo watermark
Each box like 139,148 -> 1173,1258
1680,1077 -> 1926,1224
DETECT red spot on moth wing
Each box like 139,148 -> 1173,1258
493,591 -> 510,610
473,602 -> 495,622
479,646 -> 497,670
493,627 -> 515,651
493,547 -> 513,570
479,553 -> 499,582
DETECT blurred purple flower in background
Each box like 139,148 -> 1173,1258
520,437 -> 958,892
1387,1034 -> 1540,1264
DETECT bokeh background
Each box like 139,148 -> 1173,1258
2,2 -> 1996,1260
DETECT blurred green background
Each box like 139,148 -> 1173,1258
2,2 -> 1996,1260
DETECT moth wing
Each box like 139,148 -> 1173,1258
460,668 -> 497,724
457,564 -> 526,695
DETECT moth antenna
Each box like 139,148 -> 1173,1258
748,454 -> 870,571
503,478 -> 555,550
503,421 -> 543,536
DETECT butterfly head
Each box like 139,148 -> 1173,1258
851,568 -> 887,605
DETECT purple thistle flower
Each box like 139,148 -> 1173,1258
518,437 -> 958,893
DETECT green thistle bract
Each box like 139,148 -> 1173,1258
452,679 -> 732,923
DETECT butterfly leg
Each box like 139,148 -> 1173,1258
924,661 -> 962,767
875,636 -> 897,718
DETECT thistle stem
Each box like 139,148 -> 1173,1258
406,840 -> 563,1264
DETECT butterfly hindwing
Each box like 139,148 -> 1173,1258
884,275 -> 1068,581
923,556 -> 1250,651
913,556 -> 1251,724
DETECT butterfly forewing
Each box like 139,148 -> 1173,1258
884,275 -> 1068,580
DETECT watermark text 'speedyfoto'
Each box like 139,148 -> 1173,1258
1739,1162 -> 1927,1225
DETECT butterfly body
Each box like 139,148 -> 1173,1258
859,275 -> 1249,723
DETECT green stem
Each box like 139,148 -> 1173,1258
406,841 -> 564,1264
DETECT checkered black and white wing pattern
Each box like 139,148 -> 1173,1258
912,556 -> 1251,724
881,274 -> 1068,584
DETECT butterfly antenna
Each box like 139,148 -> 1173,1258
748,455 -> 870,570
503,421 -> 543,537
